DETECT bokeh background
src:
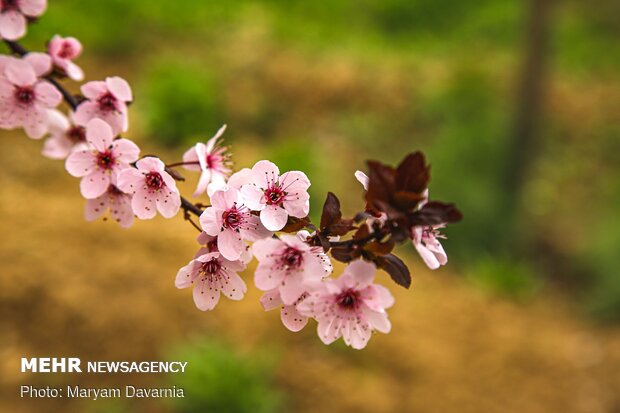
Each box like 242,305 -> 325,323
1,0 -> 619,412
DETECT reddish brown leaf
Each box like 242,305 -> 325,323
375,254 -> 411,288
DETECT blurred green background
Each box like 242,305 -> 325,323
2,0 -> 620,412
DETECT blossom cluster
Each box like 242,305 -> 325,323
1,3 -> 462,349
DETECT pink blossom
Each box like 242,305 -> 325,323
41,110 -> 86,159
0,0 -> 46,41
65,118 -> 140,199
74,77 -> 132,135
0,54 -> 61,138
175,251 -> 247,311
84,184 -> 134,228
260,289 -> 309,332
252,234 -> 332,305
411,224 -> 447,270
116,156 -> 181,220
199,188 -> 271,261
240,160 -> 311,231
182,124 -> 231,197
297,260 -> 394,350
48,35 -> 83,81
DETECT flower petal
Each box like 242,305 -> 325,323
0,11 -> 26,41
217,229 -> 244,261
260,204 -> 288,232
106,76 -> 132,102
80,169 -> 110,199
251,160 -> 280,188
281,305 -> 308,332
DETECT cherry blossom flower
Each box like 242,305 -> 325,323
240,160 -> 310,231
175,251 -> 247,311
0,0 -> 47,41
252,234 -> 332,305
182,124 -> 231,197
48,35 -> 83,81
260,289 -> 309,332
74,76 -> 132,135
116,156 -> 181,220
0,53 -> 61,138
411,224 -> 447,270
199,187 -> 271,261
41,110 -> 86,159
65,118 -> 140,199
84,184 -> 134,228
297,260 -> 394,350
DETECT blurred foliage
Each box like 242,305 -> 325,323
13,0 -> 620,319
166,338 -> 283,413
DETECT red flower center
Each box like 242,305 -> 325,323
1,0 -> 18,12
96,150 -> 115,169
145,172 -> 164,190
281,247 -> 303,269
58,42 -> 74,59
264,185 -> 285,206
201,259 -> 221,276
14,86 -> 35,105
66,125 -> 86,144
336,289 -> 360,310
97,92 -> 117,112
222,208 -> 241,230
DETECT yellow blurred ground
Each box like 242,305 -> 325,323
1,133 -> 620,413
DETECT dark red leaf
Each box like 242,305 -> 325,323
409,201 -> 463,226
395,151 -> 430,194
330,246 -> 361,263
320,192 -> 342,229
375,254 -> 411,288
281,216 -> 311,233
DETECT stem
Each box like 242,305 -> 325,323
181,197 -> 204,217
166,161 -> 200,168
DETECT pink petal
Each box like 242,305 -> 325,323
227,168 -> 253,190
72,101 -> 98,126
42,135 -> 72,159
24,52 -> 51,77
251,160 -> 280,188
199,207 -> 222,236
4,58 -> 35,86
109,193 -> 134,228
34,81 -> 62,107
131,188 -> 157,220
106,76 -> 132,102
260,289 -> 282,311
112,138 -> 140,163
240,184 -> 265,211
210,187 -> 239,210
193,170 -> 212,197
205,124 -> 227,152
355,170 -> 369,190
65,150 -> 95,177
116,168 -> 144,193
175,261 -> 197,289
136,156 -> 165,173
18,0 -> 47,16
181,146 -> 201,172
279,274 -> 306,305
251,238 -> 282,261
217,229 -> 244,261
279,170 -> 310,192
85,118 -> 113,151
0,11 -> 26,41
80,169 -> 110,199
345,260 -> 376,288
317,319 -> 340,345
195,142 -> 207,170
65,61 -> 84,81
283,195 -> 310,218
260,204 -> 289,231
22,106 -> 48,139
155,188 -> 181,218
84,193 -> 109,222
362,307 -> 391,334
254,264 -> 283,292
415,243 -> 441,270
281,305 -> 308,332
193,280 -> 220,311
80,81 -> 107,100
219,271 -> 246,301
